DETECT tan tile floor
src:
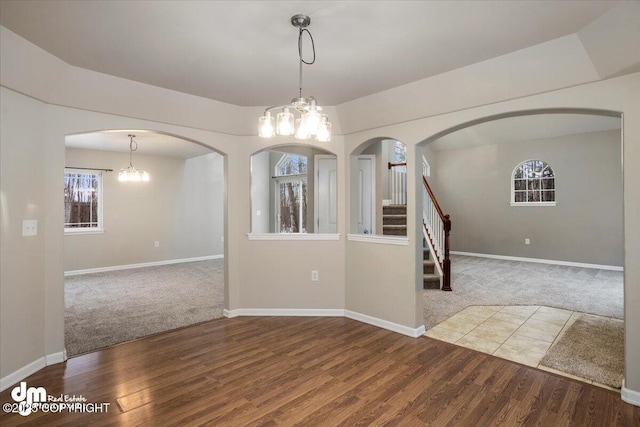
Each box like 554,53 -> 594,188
425,305 -> 619,392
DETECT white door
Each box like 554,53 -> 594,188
315,155 -> 337,233
357,155 -> 375,234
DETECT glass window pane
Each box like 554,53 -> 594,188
64,172 -> 100,228
514,167 -> 524,179
527,190 -> 541,202
542,178 -> 555,189
277,154 -> 307,176
514,191 -> 526,203
279,181 -> 301,233
542,190 -> 555,202
529,179 -> 540,191
514,179 -> 526,191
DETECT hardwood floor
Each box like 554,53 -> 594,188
1,317 -> 638,426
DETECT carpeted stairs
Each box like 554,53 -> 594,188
382,204 -> 441,289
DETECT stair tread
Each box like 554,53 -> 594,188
423,274 -> 440,281
383,214 -> 407,218
423,260 -> 435,265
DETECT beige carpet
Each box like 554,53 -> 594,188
65,259 -> 224,356
540,314 -> 624,388
424,255 -> 623,330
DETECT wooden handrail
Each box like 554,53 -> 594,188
423,177 -> 445,219
388,162 -> 407,170
423,176 -> 452,292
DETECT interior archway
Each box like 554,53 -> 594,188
349,137 -> 409,236
249,144 -> 337,234
63,129 -> 227,356
417,110 -> 624,387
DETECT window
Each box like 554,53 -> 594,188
64,169 -> 103,232
394,140 -> 407,163
275,154 -> 307,233
511,160 -> 555,206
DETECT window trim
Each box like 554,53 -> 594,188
64,168 -> 104,234
510,159 -> 556,207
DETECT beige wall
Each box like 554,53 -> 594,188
64,149 -> 224,271
1,23 -> 639,399
432,129 -> 623,266
342,73 -> 640,394
0,88 -> 47,380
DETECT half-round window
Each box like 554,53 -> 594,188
511,160 -> 555,206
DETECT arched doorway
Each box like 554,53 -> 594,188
418,110 -> 624,388
63,129 -> 227,356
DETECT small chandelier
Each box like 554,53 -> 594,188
118,134 -> 149,182
258,14 -> 332,142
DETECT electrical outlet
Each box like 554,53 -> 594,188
220,236 -> 224,242
311,270 -> 319,282
154,241 -> 160,248
525,238 -> 530,245
256,210 -> 261,216
22,220 -> 38,237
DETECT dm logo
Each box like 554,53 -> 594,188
11,382 -> 46,416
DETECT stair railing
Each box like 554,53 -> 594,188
388,162 -> 407,205
422,176 -> 452,291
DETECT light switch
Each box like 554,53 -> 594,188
22,220 -> 38,237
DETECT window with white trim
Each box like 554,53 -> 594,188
64,169 -> 103,232
511,160 -> 555,206
275,154 -> 307,233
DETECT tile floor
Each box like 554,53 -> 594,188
424,305 -> 619,392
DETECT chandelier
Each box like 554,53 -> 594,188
258,14 -> 332,142
118,134 -> 150,182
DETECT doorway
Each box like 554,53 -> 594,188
63,130 -> 226,356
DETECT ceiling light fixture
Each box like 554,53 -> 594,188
118,134 -> 150,182
258,14 -> 332,142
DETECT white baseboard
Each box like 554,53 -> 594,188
0,350 -> 67,392
224,308 -> 425,338
450,251 -> 623,271
44,350 -> 66,365
224,308 -> 344,318
64,254 -> 224,276
344,310 -> 425,338
622,379 -> 640,407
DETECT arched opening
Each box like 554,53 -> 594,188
349,137 -> 408,236
418,110 -> 624,388
249,144 -> 337,234
63,129 -> 227,356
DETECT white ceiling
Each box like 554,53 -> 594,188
429,114 -> 621,151
65,131 -> 214,159
0,0 -> 619,106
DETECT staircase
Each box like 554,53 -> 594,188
382,205 -> 407,236
423,242 -> 441,289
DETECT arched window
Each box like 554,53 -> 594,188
511,160 -> 556,206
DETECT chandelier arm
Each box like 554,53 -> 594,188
264,103 -> 305,114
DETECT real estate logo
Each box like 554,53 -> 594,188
3,381 -> 110,417
8,382 -> 46,416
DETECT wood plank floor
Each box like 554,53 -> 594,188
1,317 -> 638,426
